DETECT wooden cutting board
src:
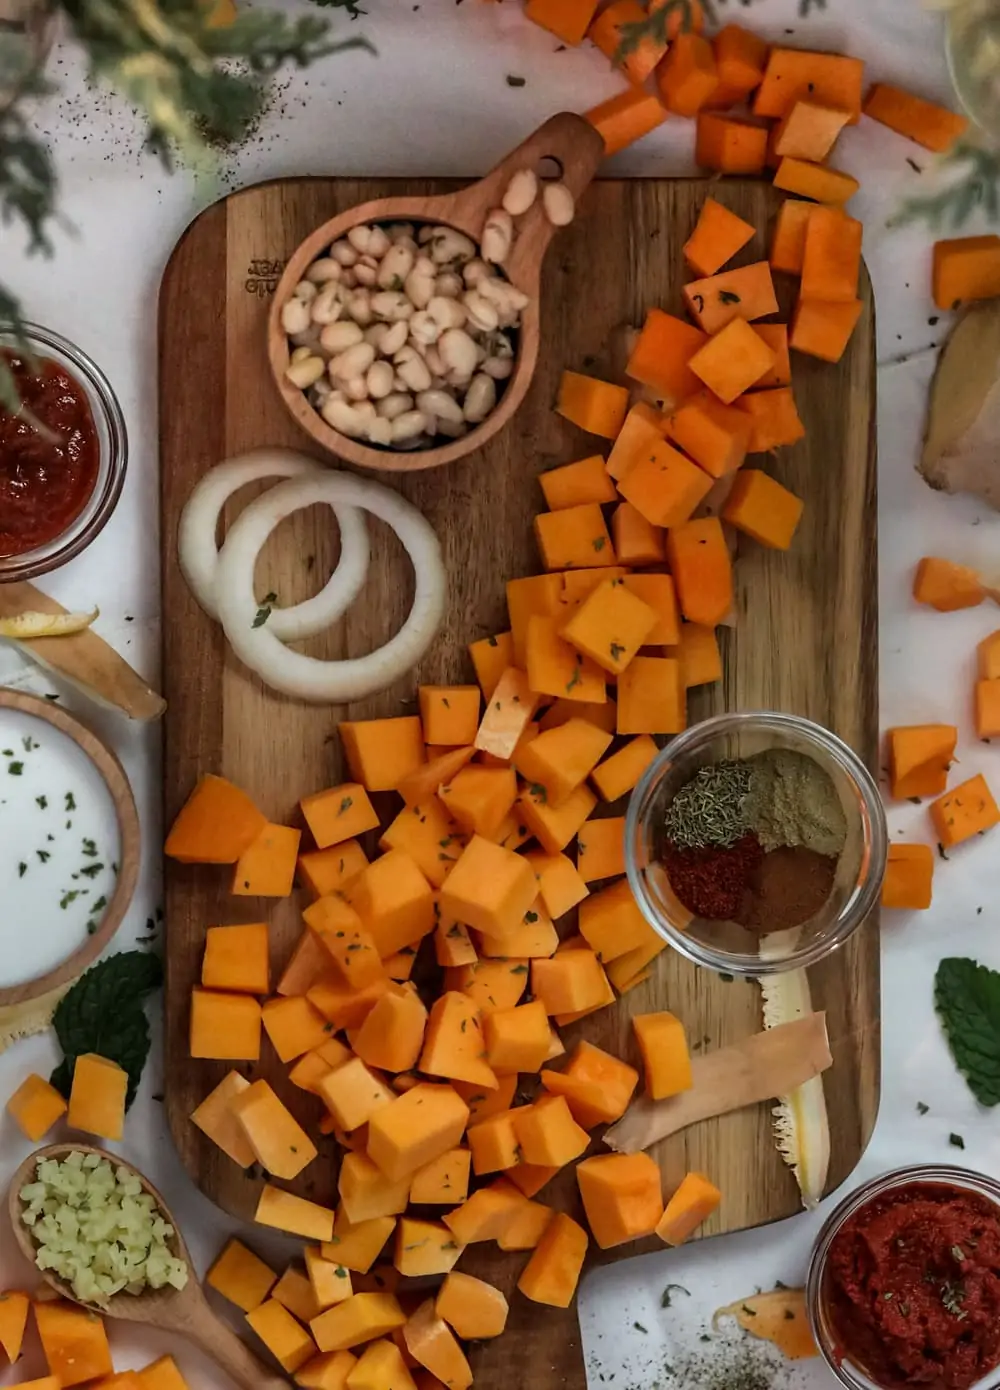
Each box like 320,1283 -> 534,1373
159,173 -> 879,1386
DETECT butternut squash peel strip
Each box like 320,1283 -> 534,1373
602,1013 -> 832,1154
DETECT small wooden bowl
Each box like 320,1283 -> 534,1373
268,111 -> 605,473
0,689 -> 139,1009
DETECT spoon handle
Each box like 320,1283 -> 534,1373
182,1295 -> 291,1389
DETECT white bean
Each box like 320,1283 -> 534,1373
330,342 -> 377,380
543,181 -> 575,227
436,417 -> 468,439
392,410 -> 429,443
428,296 -> 467,331
366,416 -> 394,447
346,290 -> 373,326
463,258 -> 490,287
473,341 -> 488,366
364,323 -> 390,350
380,320 -> 410,356
290,327 -> 322,352
372,290 -> 413,322
463,373 -> 497,423
418,225 -> 436,245
339,268 -> 358,290
446,368 -> 473,391
331,240 -> 359,267
477,277 -> 530,315
290,345 -> 313,363
347,224 -> 372,253
422,414 -> 438,438
377,392 -> 415,421
439,328 -> 479,378
429,226 -> 477,266
355,400 -> 377,420
320,321 -> 364,354
285,355 -> 326,389
424,345 -> 446,378
434,272 -> 463,299
342,375 -> 368,402
462,291 -> 499,333
405,268 -> 435,310
395,347 -> 433,393
367,226 -> 391,258
483,354 -> 514,381
293,279 -> 318,303
306,258 -> 341,285
414,255 -> 436,278
367,360 -> 395,399
311,284 -> 344,325
409,311 -> 442,346
354,263 -> 377,287
388,222 -> 416,244
502,168 -> 539,217
310,377 -> 332,403
416,389 -> 464,424
482,208 -> 514,265
378,244 -> 415,291
321,397 -> 367,436
280,297 -> 312,335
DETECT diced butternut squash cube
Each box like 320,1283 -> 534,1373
790,297 -> 863,363
435,1272 -> 508,1340
136,1356 -> 191,1390
684,261 -> 778,334
280,929 -> 337,997
308,975 -> 391,1033
246,1299 -> 315,1373
0,1290 -> 29,1364
67,1053 -> 127,1141
395,748 -> 474,809
695,112 -> 769,175
402,1301 -> 472,1390
753,46 -> 864,123
612,503 -> 666,567
887,724 -> 957,799
723,468 -> 803,550
473,665 -> 541,761
618,438 -> 714,527
626,312 -> 707,408
690,318 -> 776,403
707,22 -> 768,107
165,774 -> 266,864
526,615 -> 606,705
448,959 -> 529,1014
913,556 -> 985,612
539,455 -> 618,510
319,1058 -> 394,1134
506,574 -> 566,665
6,1376 -> 62,1390
977,678 -> 1000,739
6,1073 -> 67,1141
497,1197 -> 555,1250
439,766 -> 517,840
518,782 -> 597,855
352,851 -> 435,959
311,1293 -> 407,1354
684,197 -> 755,277
202,923 -> 269,996
515,718 -> 614,806
657,30 -> 719,116
979,630 -> 1000,680
534,503 -> 616,571
578,879 -> 660,967
298,841 -> 369,902
466,1109 -> 520,1174
313,913 -> 387,994
232,823 -> 301,897
590,734 -> 659,802
339,1153 -> 411,1223
560,564 -> 629,607
483,999 -> 551,1074
409,1147 -> 471,1205
532,949 -> 610,1016
772,98 -> 850,162
931,773 -> 1000,848
232,1079 -> 317,1179
415,686 -> 480,747
770,198 -> 814,276
34,1300 -> 113,1386
289,1038 -> 352,1094
736,387 -> 806,453
507,1162 -> 560,1198
323,1213 -> 395,1274
301,785 -> 379,850
190,1071 -> 255,1167
523,850 -> 590,918
754,323 -> 792,387
296,1351 -> 358,1390
419,992 -> 497,1088
667,516 -> 733,627
453,1073 -> 518,1124
262,995 -> 330,1063
468,631 -> 514,702
517,1213 -> 588,1307
774,156 -> 859,204
665,392 -> 752,478
585,84 -> 670,155
434,913 -> 477,969
606,402 -> 670,481
617,655 -> 686,735
273,1265 -> 323,1324
882,843 -> 934,910
541,1039 -> 639,1126
256,1185 -> 335,1242
557,371 -> 630,438
380,801 -> 465,890
394,1222 -> 464,1279
352,986 -> 427,1074
512,1094 -> 590,1166
190,987 -> 261,1061
671,623 -> 723,687
525,0 -> 599,45
864,82 -> 968,152
339,719 -> 424,793
443,1178 -> 526,1243
367,1083 -> 470,1182
305,1247 -> 354,1311
477,901 -> 559,958
561,579 -> 659,676
633,1012 -> 693,1100
577,1152 -> 664,1248
439,834 -> 538,939
576,817 -> 625,884
655,1171 -> 722,1244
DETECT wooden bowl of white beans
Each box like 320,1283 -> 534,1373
267,112 -> 605,473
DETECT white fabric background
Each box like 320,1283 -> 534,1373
3,0 -> 1000,1384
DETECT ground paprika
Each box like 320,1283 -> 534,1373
661,833 -> 764,919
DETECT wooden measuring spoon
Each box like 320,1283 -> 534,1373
9,1144 -> 290,1389
268,111 -> 606,473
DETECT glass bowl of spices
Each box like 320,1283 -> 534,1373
806,1164 -> 1000,1390
625,711 -> 887,977
0,323 -> 128,582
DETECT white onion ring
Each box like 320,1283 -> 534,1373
214,473 -> 445,703
178,448 -> 370,642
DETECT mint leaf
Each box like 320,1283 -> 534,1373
934,957 -> 1000,1107
50,951 -> 163,1109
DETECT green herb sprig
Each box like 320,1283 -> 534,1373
935,956 -> 1000,1107
894,142 -> 1000,231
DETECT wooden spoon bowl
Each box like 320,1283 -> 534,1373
267,112 -> 605,473
9,1144 -> 290,1389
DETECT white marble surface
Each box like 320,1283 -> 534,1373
3,0 -> 1000,1385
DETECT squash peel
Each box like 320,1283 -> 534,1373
758,932 -> 830,1210
922,302 -> 1000,511
713,1288 -> 818,1360
0,608 -> 98,639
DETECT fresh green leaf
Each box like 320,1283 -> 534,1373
934,957 -> 1000,1106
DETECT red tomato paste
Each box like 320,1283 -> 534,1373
0,350 -> 99,558
826,1182 -> 1000,1390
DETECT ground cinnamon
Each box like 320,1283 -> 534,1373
735,845 -> 837,932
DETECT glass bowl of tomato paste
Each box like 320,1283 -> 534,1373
0,323 -> 127,582
807,1165 -> 1000,1390
624,710 -> 887,977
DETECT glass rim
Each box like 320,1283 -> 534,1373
0,320 -> 128,583
805,1163 -> 1000,1390
624,710 -> 888,977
